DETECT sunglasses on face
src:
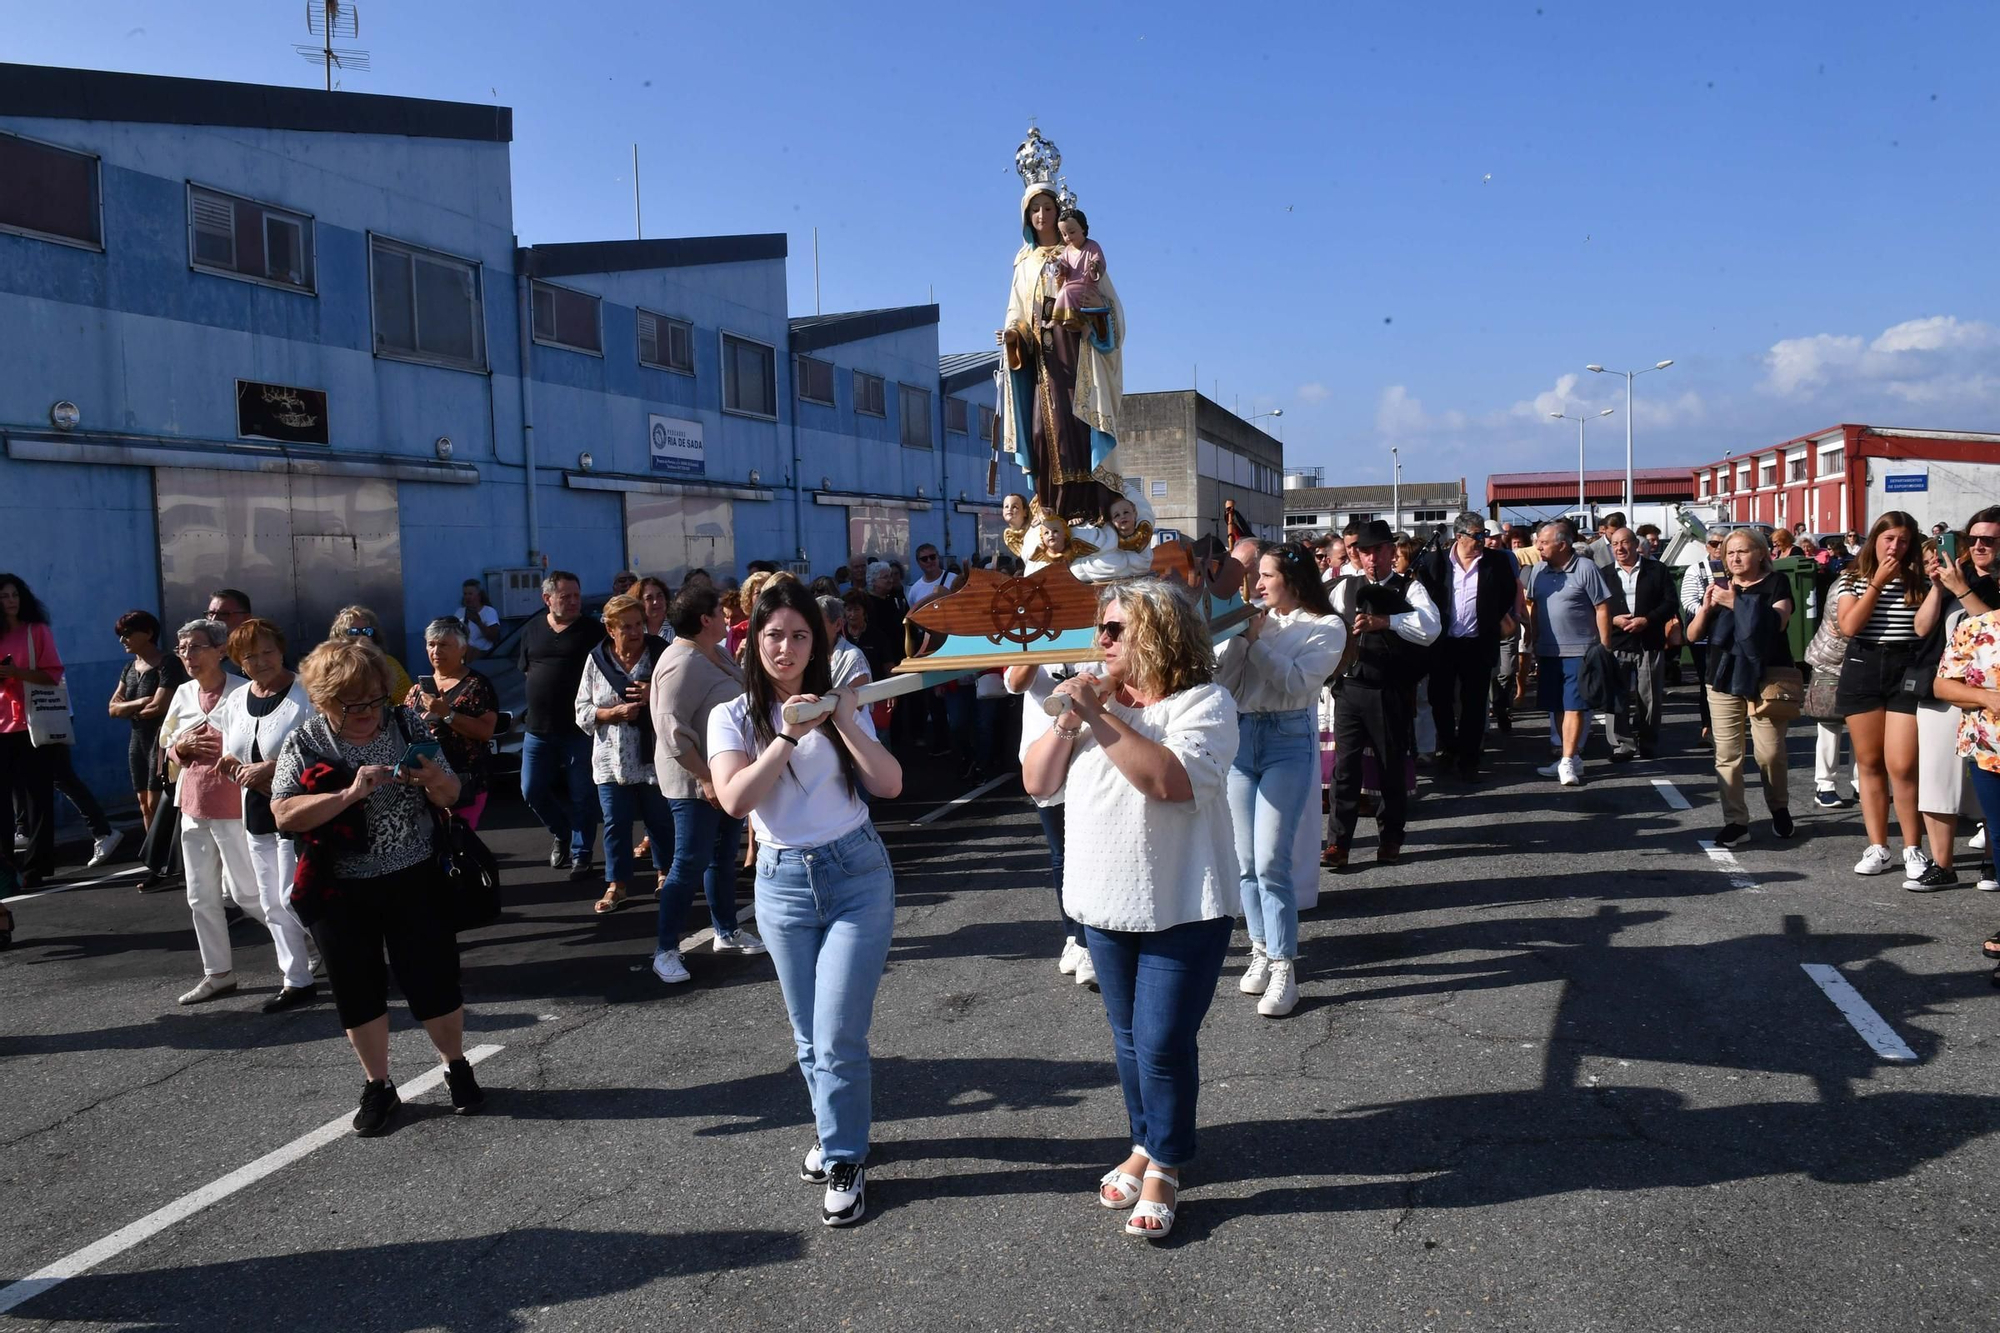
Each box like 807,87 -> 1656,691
1096,621 -> 1125,643
1969,534 -> 2000,547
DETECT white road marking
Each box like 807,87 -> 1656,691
3,866 -> 144,904
1801,963 -> 1919,1062
1697,841 -> 1764,892
910,773 -> 1013,826
1651,778 -> 1691,810
0,1043 -> 505,1315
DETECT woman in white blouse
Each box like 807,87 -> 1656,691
1215,543 -> 1347,1018
575,594 -> 671,915
1024,576 -> 1240,1243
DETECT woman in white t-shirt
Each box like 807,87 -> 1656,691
1023,576 -> 1240,1243
454,580 -> 501,657
709,578 -> 903,1229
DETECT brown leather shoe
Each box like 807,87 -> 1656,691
1322,845 -> 1349,870
1376,840 -> 1402,865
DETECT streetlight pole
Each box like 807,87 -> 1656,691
1585,360 -> 1674,515
1391,445 -> 1400,532
1549,408 -> 1615,523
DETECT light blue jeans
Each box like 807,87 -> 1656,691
754,821 -> 896,1166
1227,708 -> 1318,962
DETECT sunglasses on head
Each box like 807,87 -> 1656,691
1096,621 -> 1125,643
344,626 -> 376,638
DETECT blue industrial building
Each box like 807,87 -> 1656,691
0,62 -> 1023,809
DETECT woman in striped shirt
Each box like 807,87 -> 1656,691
1835,510 -> 1945,878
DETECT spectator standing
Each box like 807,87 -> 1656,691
648,585 -> 764,985
206,589 -> 253,678
1686,530 -> 1796,846
1602,527 -> 1676,761
1525,520 -> 1613,787
0,573 -> 61,889
453,579 -> 501,657
1681,532 -> 1726,740
1905,513 -> 2000,890
408,618 -> 499,829
1418,513 -> 1525,780
518,571 -> 606,878
637,576 -> 676,643
272,639 -> 482,1136
710,579 -> 903,1227
1022,577 -> 1240,1241
1934,600 -> 2000,902
610,570 -> 640,600
575,594 -> 673,915
216,618 -> 318,1011
110,609 -> 186,835
329,606 -> 414,702
819,595 -> 872,690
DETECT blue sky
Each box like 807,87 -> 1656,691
11,1 -> 1998,499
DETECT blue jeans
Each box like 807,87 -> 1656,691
1084,916 -> 1231,1169
1971,766 -> 2000,865
521,730 -> 598,862
1036,803 -> 1078,942
595,781 -> 674,886
755,822 -> 896,1166
1227,708 -> 1317,962
658,797 -> 746,952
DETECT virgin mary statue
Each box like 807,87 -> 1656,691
998,127 -> 1127,526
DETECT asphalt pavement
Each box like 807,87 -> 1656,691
5,684 -> 2000,1332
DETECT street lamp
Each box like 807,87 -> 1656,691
1246,408 -> 1284,422
1586,360 -> 1673,515
1390,445 -> 1401,532
1549,408 -> 1615,520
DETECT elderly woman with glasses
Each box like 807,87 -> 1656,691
328,605 -> 413,701
1023,577 -> 1240,1242
575,593 -> 675,915
160,618 -> 280,1005
406,617 -> 499,830
272,638 -> 482,1136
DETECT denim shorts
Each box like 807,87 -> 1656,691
1835,639 -> 1922,718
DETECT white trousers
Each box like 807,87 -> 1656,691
246,830 -> 314,989
179,813 -> 267,978
1814,722 -> 1856,797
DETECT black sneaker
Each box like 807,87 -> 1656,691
821,1162 -> 866,1227
444,1058 -> 486,1114
1904,863 -> 1960,893
566,859 -> 596,882
1716,823 -> 1750,848
1771,808 -> 1796,840
353,1078 -> 400,1137
260,984 -> 318,1014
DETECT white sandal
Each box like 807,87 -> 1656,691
1097,1147 -> 1147,1209
1123,1168 -> 1178,1240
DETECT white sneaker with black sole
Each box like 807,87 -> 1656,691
822,1162 -> 865,1226
800,1144 -> 829,1184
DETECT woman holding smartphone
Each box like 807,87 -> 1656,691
709,580 -> 902,1227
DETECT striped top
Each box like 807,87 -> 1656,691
1836,573 -> 1923,644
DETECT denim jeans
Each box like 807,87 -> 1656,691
1035,803 -> 1078,942
1083,915 -> 1232,1169
1968,766 -> 2000,863
1228,708 -> 1318,961
755,822 -> 896,1166
595,780 -> 674,886
520,730 -> 598,862
658,797 -> 746,952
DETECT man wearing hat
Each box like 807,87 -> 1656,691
1326,520 -> 1441,866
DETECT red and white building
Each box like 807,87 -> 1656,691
1690,424 -> 2000,535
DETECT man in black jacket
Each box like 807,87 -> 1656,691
1417,513 -> 1525,781
1602,527 -> 1676,760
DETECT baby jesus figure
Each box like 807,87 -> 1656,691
1050,206 -> 1107,332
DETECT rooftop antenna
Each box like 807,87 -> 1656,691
297,1 -> 368,92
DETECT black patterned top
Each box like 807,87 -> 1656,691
273,706 -> 453,880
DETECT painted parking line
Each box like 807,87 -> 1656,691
1697,841 -> 1764,893
910,772 -> 1013,826
1801,963 -> 1919,1062
1651,778 -> 1692,811
0,1043 -> 506,1316
3,866 -> 145,905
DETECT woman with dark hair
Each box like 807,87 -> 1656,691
1835,510 -> 1940,877
709,579 -> 903,1227
110,608 -> 187,832
453,579 -> 500,657
1906,508 -> 2000,890
637,576 -> 676,642
1214,542 -> 1345,1018
0,573 -> 60,904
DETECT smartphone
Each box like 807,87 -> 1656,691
395,740 -> 443,775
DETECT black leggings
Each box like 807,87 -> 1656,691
310,859 -> 463,1030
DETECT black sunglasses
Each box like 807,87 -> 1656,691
1096,621 -> 1125,643
344,625 -> 377,638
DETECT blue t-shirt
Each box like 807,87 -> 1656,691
1525,557 -> 1610,658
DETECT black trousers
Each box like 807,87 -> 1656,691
1331,680 -> 1412,847
1689,643 -> 1712,731
1428,636 -> 1498,774
13,741 -> 110,839
0,731 -> 54,878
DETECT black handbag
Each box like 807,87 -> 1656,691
431,806 -> 501,931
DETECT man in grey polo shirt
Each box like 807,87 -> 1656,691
1523,519 -> 1612,787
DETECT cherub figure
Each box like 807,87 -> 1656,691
1021,504 -> 1101,575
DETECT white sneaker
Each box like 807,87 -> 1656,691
1971,825 -> 1988,852
1073,951 -> 1098,989
1853,844 -> 1896,876
1257,959 -> 1299,1017
713,928 -> 767,955
1535,760 -> 1564,778
822,1162 -> 866,1227
1239,943 -> 1272,995
1977,866 -> 1999,892
1558,757 -> 1583,787
11,832 -> 26,851
1903,846 -> 1935,880
88,831 -> 121,867
1058,937 -> 1084,976
178,973 -> 236,1005
651,948 -> 691,984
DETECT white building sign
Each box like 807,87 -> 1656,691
649,414 -> 704,476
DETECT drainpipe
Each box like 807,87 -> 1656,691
938,374 -> 950,560
787,339 -> 806,567
515,260 -> 542,566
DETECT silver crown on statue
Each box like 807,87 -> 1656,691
1015,127 -> 1080,210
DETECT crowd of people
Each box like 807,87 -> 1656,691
3,499 -> 1999,1237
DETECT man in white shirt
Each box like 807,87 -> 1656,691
817,595 -> 872,691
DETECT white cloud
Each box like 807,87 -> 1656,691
1763,315 -> 2000,404
1296,382 -> 1330,404
1376,384 -> 1465,438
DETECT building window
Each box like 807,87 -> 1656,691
369,235 -> 486,371
530,280 -> 603,355
854,371 -> 886,417
637,309 -> 694,374
1414,508 -> 1448,522
721,333 -> 777,418
945,397 -> 969,435
1349,512 -> 1378,525
1699,474 -> 1709,497
0,130 -> 102,250
1788,456 -> 1809,483
1285,513 -> 1320,526
187,184 -> 314,292
1820,447 -> 1843,473
1151,479 -> 1167,498
1759,460 -> 1777,488
795,355 -> 835,405
978,404 -> 997,442
899,384 -> 932,449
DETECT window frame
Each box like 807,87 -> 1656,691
0,129 -> 105,252
366,232 -> 489,374
529,278 -> 604,357
899,383 -> 933,450
636,308 -> 695,375
978,404 -> 997,443
184,181 -> 318,295
795,354 -> 836,406
719,329 -> 779,421
854,370 -> 887,418
944,397 -> 969,435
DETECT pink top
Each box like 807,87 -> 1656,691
177,685 -> 243,821
0,622 -> 62,734
1056,239 -> 1105,309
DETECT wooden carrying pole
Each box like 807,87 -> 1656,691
780,672 -> 932,725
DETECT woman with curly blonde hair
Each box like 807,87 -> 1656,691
328,605 -> 413,702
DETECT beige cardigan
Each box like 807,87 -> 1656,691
649,639 -> 745,800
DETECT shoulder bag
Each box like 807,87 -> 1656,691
391,708 -> 500,930
1801,608 -> 1850,722
21,631 -> 75,747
